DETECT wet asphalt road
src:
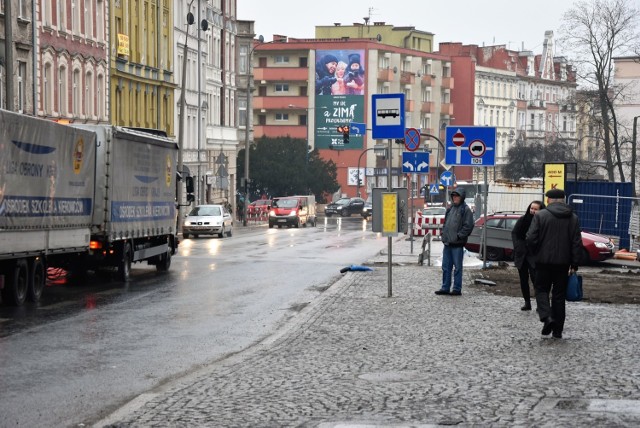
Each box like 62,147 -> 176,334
0,216 -> 386,427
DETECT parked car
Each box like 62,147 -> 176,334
420,206 -> 447,218
247,199 -> 272,217
362,197 -> 372,219
464,212 -> 615,263
183,204 -> 233,239
325,197 -> 366,217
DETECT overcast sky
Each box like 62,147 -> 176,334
237,0 -> 576,53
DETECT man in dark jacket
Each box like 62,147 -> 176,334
526,188 -> 583,339
315,54 -> 338,95
435,188 -> 475,296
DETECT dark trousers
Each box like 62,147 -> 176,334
518,259 -> 535,303
534,263 -> 569,334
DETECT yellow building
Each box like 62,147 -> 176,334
110,0 -> 176,135
315,22 -> 434,53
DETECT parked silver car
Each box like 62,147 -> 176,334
182,204 -> 233,239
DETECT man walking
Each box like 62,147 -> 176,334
435,188 -> 474,296
526,188 -> 583,339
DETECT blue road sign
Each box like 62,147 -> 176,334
445,126 -> 496,166
371,93 -> 405,139
402,151 -> 429,174
350,122 -> 366,135
429,184 -> 439,195
440,171 -> 455,187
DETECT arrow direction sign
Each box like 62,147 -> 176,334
440,170 -> 455,186
350,122 -> 366,135
402,152 -> 429,174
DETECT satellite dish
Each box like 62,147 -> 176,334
258,35 -> 265,43
186,12 -> 195,25
393,66 -> 398,74
376,34 -> 382,42
200,19 -> 209,31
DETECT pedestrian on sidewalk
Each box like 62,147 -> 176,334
511,200 -> 545,311
435,188 -> 474,296
526,189 -> 583,339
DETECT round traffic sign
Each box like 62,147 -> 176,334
404,128 -> 421,152
452,130 -> 465,147
468,139 -> 486,157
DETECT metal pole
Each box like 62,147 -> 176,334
197,0 -> 202,204
482,167 -> 488,268
4,0 -> 15,111
357,148 -> 374,197
243,62 -> 251,226
387,138 -> 393,298
632,116 -> 638,198
177,2 -> 195,233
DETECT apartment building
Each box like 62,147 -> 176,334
439,31 -> 578,181
175,0 -> 240,206
249,31 -> 453,198
37,0 -> 108,123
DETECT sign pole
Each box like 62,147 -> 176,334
387,138 -> 393,298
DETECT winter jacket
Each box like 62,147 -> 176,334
526,202 -> 583,268
441,188 -> 475,247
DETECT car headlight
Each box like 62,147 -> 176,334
184,221 -> 192,226
269,210 -> 276,217
288,210 -> 297,217
337,206 -> 343,210
594,242 -> 608,249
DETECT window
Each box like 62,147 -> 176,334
239,45 -> 248,74
96,0 -> 105,41
72,0 -> 80,32
97,73 -> 104,119
275,55 -> 289,64
58,0 -> 66,30
43,63 -> 53,115
379,56 -> 389,69
85,0 -> 93,37
42,0 -> 52,25
275,83 -> 289,93
86,72 -> 94,117
17,62 -> 27,113
73,69 -> 81,115
18,0 -> 29,18
275,113 -> 289,121
59,66 -> 68,115
239,98 -> 247,127
299,57 -> 308,67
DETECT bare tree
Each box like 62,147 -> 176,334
559,0 -> 640,184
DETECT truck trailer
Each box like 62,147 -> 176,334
0,109 -> 179,306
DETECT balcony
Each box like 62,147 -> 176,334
440,103 -> 454,116
253,96 -> 308,110
421,74 -> 436,86
405,99 -> 415,112
400,71 -> 415,85
253,67 -> 309,82
420,101 -> 434,113
378,68 -> 394,82
441,76 -> 454,90
254,124 -> 307,139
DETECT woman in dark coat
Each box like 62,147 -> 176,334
511,200 -> 545,311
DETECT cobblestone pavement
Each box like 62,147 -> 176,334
97,238 -> 640,427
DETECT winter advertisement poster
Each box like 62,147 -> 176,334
314,49 -> 365,149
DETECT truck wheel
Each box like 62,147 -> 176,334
156,246 -> 172,272
294,219 -> 300,228
183,232 -> 190,239
117,243 -> 132,282
27,257 -> 46,302
2,259 -> 28,306
268,223 -> 274,228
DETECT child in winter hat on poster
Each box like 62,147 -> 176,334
345,53 -> 365,95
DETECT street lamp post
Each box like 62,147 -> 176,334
243,35 -> 265,226
176,2 -> 196,233
633,116 -> 639,197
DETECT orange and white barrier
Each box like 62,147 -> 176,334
413,212 -> 445,237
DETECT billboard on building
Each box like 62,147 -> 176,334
314,49 -> 365,149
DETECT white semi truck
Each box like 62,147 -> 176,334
0,109 -> 180,306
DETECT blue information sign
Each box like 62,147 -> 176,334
402,152 -> 429,174
371,93 -> 405,139
444,126 -> 496,166
440,171 -> 455,187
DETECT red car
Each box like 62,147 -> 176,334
247,199 -> 272,217
465,212 -> 615,263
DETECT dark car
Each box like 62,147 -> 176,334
465,212 -> 616,263
361,197 -> 372,219
324,197 -> 366,217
